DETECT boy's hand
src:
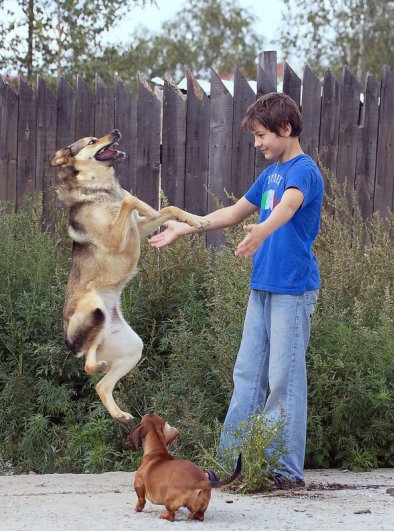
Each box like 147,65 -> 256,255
235,223 -> 268,257
148,220 -> 188,248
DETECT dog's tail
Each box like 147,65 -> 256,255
65,308 -> 105,355
206,453 -> 242,489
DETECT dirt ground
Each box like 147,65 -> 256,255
0,468 -> 393,530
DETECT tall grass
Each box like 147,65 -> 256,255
0,174 -> 392,476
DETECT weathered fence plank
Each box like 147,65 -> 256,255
161,74 -> 186,208
17,77 -> 37,208
231,67 -> 255,199
283,61 -> 301,107
355,73 -> 379,220
336,66 -> 361,203
185,71 -> 210,216
114,75 -> 137,192
374,66 -> 394,216
0,80 -> 18,205
319,70 -> 341,190
255,51 -> 278,178
300,64 -> 321,162
257,51 -> 277,96
207,69 -> 234,247
75,77 -> 95,139
36,76 -> 57,226
136,74 -> 161,209
95,75 -> 114,137
0,78 -> 6,201
56,77 -> 76,151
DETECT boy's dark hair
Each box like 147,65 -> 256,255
241,92 -> 302,137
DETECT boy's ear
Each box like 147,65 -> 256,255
50,147 -> 73,167
130,424 -> 143,449
280,123 -> 292,137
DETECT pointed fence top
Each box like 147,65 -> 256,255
186,70 -> 208,100
137,72 -> 160,98
153,72 -> 256,96
163,72 -> 186,99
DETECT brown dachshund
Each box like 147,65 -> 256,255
130,413 -> 242,522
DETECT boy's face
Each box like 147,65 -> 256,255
251,122 -> 292,162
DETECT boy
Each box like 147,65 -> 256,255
149,92 -> 324,488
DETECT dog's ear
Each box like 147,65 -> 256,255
130,424 -> 143,450
50,147 -> 73,167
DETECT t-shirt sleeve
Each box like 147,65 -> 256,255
285,163 -> 319,208
244,171 -> 265,208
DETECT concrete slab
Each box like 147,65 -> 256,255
0,468 -> 393,530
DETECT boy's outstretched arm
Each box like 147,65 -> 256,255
235,187 -> 304,257
148,197 -> 257,248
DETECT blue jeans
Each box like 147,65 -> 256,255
218,288 -> 319,481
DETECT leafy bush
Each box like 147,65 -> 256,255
0,174 -> 393,479
0,196 -> 134,473
200,412 -> 285,494
306,173 -> 394,470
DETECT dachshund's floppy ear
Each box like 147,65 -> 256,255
130,423 -> 143,450
50,147 -> 72,167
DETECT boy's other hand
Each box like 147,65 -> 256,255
235,223 -> 267,257
148,220 -> 186,248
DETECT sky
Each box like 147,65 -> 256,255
106,0 -> 289,59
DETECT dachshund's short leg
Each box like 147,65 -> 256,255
191,511 -> 205,521
160,509 -> 176,522
134,479 -> 146,512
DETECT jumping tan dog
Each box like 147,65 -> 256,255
130,413 -> 242,522
50,130 -> 209,422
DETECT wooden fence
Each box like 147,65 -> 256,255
1,51 -> 393,245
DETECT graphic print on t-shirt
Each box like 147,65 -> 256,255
261,189 -> 281,211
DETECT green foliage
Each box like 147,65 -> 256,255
306,172 -> 394,470
0,196 -> 132,473
84,0 -> 264,85
0,176 -> 393,479
200,413 -> 285,494
279,0 -> 394,81
0,0 -> 152,80
1,0 -> 263,87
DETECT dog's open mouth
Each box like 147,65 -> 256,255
95,142 -> 120,161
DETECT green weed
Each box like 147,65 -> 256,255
0,174 -> 393,479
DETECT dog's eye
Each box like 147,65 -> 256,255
88,139 -> 96,145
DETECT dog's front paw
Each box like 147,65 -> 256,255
190,216 -> 210,229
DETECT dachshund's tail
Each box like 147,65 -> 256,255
208,453 -> 242,489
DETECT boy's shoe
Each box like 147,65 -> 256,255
273,474 -> 305,490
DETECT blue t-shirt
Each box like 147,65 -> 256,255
244,154 -> 324,294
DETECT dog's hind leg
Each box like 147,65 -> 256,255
95,319 -> 143,422
134,476 -> 146,512
95,358 -> 137,422
85,337 -> 108,375
66,296 -> 107,375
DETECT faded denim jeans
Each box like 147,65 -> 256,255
218,288 -> 319,481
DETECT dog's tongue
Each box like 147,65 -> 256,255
95,147 -> 117,161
